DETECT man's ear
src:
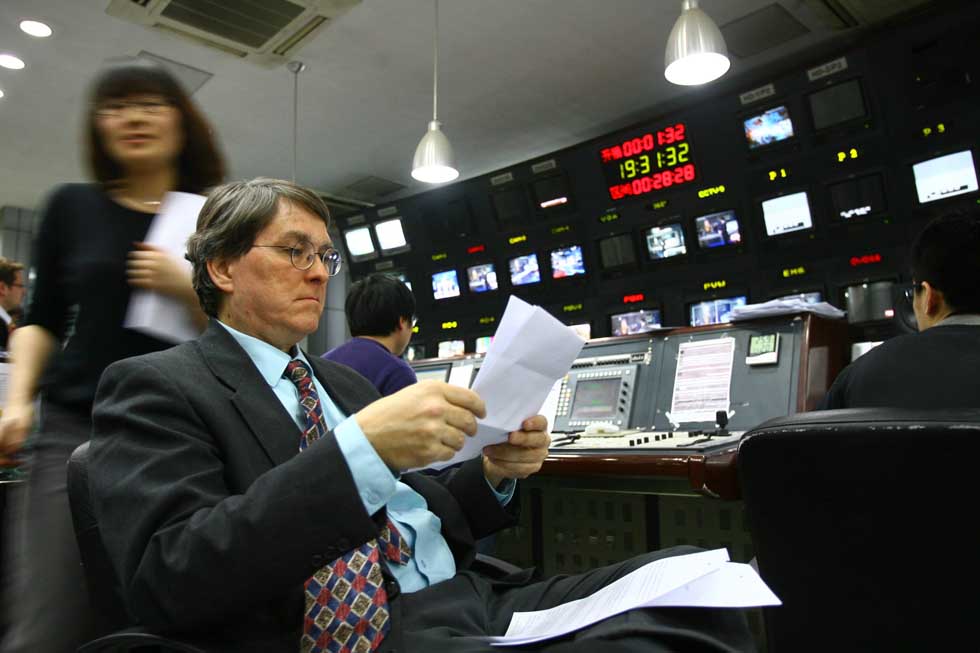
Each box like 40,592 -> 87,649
921,281 -> 945,317
207,257 -> 236,295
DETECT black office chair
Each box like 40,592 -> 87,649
737,409 -> 980,652
67,442 -> 524,652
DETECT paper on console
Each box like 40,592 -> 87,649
124,192 -> 206,343
424,296 -> 585,471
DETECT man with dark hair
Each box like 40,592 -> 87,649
820,211 -> 980,409
0,257 -> 26,350
323,273 -> 418,396
89,178 -> 752,652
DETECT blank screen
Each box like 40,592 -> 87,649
374,218 -> 407,252
343,227 -> 375,257
809,79 -> 866,131
598,234 -> 636,269
912,150 -> 979,203
491,187 -> 527,225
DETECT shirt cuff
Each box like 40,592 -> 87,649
333,415 -> 397,515
487,477 -> 516,506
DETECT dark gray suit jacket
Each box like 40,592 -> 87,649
90,321 -> 516,651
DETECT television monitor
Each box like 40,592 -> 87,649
568,323 -> 591,340
415,365 -> 449,381
431,270 -> 460,300
774,291 -> 823,304
828,174 -> 887,220
569,377 -> 621,421
610,309 -> 662,336
550,245 -> 586,279
532,175 -> 571,210
509,253 -> 541,286
436,339 -> 465,358
761,191 -> 813,236
405,344 -> 424,361
343,226 -> 376,262
694,210 -> 742,249
645,223 -> 687,260
373,217 -> 409,254
597,234 -> 637,270
467,263 -> 498,293
912,150 -> 979,203
808,79 -> 867,131
490,186 -> 528,226
424,198 -> 477,243
744,105 -> 795,149
475,336 -> 494,354
689,296 -> 748,326
844,281 -> 894,324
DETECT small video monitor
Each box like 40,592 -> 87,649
550,245 -> 586,279
532,175 -> 571,210
597,234 -> 637,270
405,344 -> 424,361
467,263 -> 498,293
844,281 -> 895,324
644,223 -> 687,260
436,340 -> 465,358
474,336 -> 494,354
569,378 -> 621,421
808,79 -> 867,131
373,217 -> 409,255
568,323 -> 591,340
829,174 -> 887,220
490,186 -> 528,227
610,309 -> 662,336
912,150 -> 979,203
431,270 -> 460,300
509,253 -> 541,286
415,365 -> 450,381
689,296 -> 748,326
773,291 -> 823,304
744,105 -> 795,149
761,191 -> 813,236
694,210 -> 742,249
343,226 -> 376,262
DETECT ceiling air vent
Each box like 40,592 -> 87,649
106,0 -> 362,68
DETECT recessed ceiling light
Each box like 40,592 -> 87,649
0,54 -> 26,70
20,20 -> 53,38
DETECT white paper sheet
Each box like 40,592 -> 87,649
668,337 -> 736,424
424,296 -> 585,471
447,363 -> 475,388
123,192 -> 206,343
730,298 -> 845,321
485,549 -> 780,646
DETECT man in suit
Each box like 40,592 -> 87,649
0,258 -> 26,350
90,178 -> 752,652
819,211 -> 980,409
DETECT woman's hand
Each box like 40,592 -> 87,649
127,242 -> 192,299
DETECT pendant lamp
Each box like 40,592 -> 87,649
411,0 -> 459,183
664,0 -> 731,86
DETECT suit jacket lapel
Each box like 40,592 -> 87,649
196,321 -> 299,466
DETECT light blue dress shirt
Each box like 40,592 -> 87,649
217,322 -> 513,593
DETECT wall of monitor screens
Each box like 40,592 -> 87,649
335,5 -> 980,359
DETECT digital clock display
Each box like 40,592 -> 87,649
599,123 -> 697,201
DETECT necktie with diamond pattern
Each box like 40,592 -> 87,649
284,359 -> 411,653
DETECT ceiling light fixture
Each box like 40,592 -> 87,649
0,54 -> 26,70
286,60 -> 307,183
664,0 -> 730,86
411,0 -> 458,184
20,20 -> 53,38
0,89 -> 4,99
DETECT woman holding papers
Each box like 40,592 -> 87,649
0,58 -> 224,653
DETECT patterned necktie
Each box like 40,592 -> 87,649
284,359 -> 411,653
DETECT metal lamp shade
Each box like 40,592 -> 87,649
411,120 -> 459,183
664,0 -> 731,86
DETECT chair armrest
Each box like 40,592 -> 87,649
77,626 -> 208,653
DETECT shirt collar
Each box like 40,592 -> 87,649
216,320 -> 311,387
0,306 -> 10,325
936,313 -> 980,327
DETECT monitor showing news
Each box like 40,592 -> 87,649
436,340 -> 465,358
689,296 -> 747,326
610,309 -> 662,336
467,263 -> 498,293
761,191 -> 813,236
431,270 -> 461,300
645,223 -> 687,260
550,245 -> 586,279
694,210 -> 741,249
744,105 -> 794,149
509,253 -> 541,286
912,150 -> 979,203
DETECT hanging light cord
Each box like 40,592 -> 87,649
292,66 -> 299,182
432,0 -> 439,122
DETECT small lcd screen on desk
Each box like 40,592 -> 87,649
569,378 -> 621,420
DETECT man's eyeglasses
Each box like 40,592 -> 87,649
95,97 -> 173,118
253,240 -> 343,274
903,282 -> 922,304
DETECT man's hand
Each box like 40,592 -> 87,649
355,381 -> 486,471
483,415 -> 550,489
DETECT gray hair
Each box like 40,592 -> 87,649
186,178 -> 332,317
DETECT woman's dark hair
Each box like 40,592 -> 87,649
910,210 -> 980,314
85,58 -> 225,193
346,273 -> 416,337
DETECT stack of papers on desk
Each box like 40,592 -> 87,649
730,298 -> 845,321
424,296 -> 585,471
486,548 -> 780,646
